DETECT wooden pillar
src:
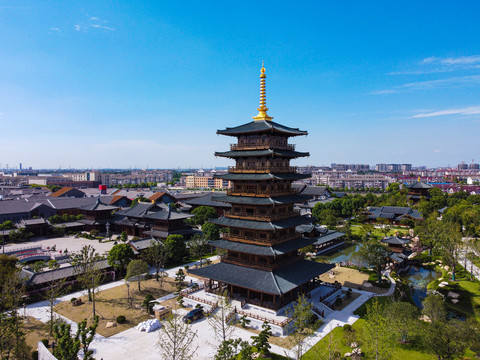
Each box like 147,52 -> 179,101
247,288 -> 250,300
261,292 -> 264,306
273,295 -> 276,308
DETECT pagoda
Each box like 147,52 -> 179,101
189,63 -> 334,312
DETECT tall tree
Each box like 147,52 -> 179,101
126,259 -> 149,292
202,222 -> 220,241
142,239 -> 167,282
107,243 -> 134,275
385,301 -> 418,343
40,260 -> 71,335
157,313 -> 198,360
71,245 -> 105,317
164,234 -> 187,264
286,294 -> 316,360
422,294 -> 447,323
438,224 -> 462,280
356,242 -> 389,281
208,290 -> 235,358
190,206 -> 218,226
361,298 -> 393,360
189,235 -> 207,267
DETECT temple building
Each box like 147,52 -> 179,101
406,178 -> 433,203
189,64 -> 334,312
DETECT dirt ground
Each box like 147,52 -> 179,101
319,266 -> 389,295
23,316 -> 49,352
55,277 -> 177,337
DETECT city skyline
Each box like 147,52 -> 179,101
1,1 -> 480,168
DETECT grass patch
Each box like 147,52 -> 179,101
55,277 -> 177,337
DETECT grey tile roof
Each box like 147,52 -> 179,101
300,186 -> 329,196
77,198 -> 119,211
217,120 -> 308,137
381,236 -> 410,245
215,149 -> 309,158
213,194 -> 311,205
211,215 -> 312,230
215,173 -> 311,181
184,192 -> 231,208
0,200 -> 40,215
406,181 -> 433,189
208,237 -> 316,256
189,260 -> 334,295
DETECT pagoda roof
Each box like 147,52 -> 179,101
76,198 -> 119,212
406,181 -> 433,189
189,260 -> 334,296
217,120 -> 308,137
208,237 -> 316,256
210,215 -> 312,230
215,149 -> 309,159
381,236 -> 410,245
215,173 -> 310,181
212,194 -> 311,205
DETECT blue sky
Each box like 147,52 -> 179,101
1,1 -> 480,169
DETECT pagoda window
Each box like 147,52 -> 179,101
259,209 -> 267,215
245,231 -> 254,237
259,233 -> 267,239
234,207 -> 240,212
231,229 -> 239,235
246,208 -> 254,215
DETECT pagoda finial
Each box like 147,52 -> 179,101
253,61 -> 273,121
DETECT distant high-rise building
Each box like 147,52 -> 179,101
468,163 -> 479,170
458,163 -> 469,170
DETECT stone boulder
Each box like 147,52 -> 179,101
106,321 -> 117,328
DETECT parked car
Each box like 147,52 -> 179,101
182,308 -> 204,323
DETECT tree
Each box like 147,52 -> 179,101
175,269 -> 186,292
120,231 -> 128,243
385,301 -> 418,343
208,290 -> 235,358
251,322 -> 272,358
142,239 -> 167,282
107,243 -> 134,274
422,320 -> 471,360
71,245 -> 105,317
361,298 -> 393,360
377,217 -> 391,238
52,316 -> 99,360
189,235 -> 208,267
126,259 -> 149,292
157,313 -> 198,360
164,234 -> 187,264
190,206 -> 218,226
422,294 -> 447,323
40,260 -> 71,335
356,243 -> 389,281
215,339 -> 253,360
286,294 -> 316,360
202,222 -> 220,241
416,214 -> 445,255
438,224 -> 462,280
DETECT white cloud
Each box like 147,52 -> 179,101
372,75 -> 480,95
433,149 -> 442,153
413,106 -> 480,118
50,27 -> 61,33
74,24 -> 82,31
422,55 -> 480,65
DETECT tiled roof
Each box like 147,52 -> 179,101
215,173 -> 311,181
217,120 -> 308,137
381,236 -> 410,245
213,194 -> 311,205
148,192 -> 166,202
48,187 -> 85,198
210,215 -> 312,231
189,260 -> 334,295
184,193 -> 231,208
209,237 -> 315,256
215,149 -> 309,158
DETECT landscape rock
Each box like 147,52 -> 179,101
451,299 -> 459,304
106,321 -> 116,328
344,352 -> 352,357
447,291 -> 460,299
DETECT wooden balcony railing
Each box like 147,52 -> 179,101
230,143 -> 295,151
226,189 -> 297,197
222,233 -> 301,246
222,255 -> 301,271
228,166 -> 297,174
224,209 -> 300,221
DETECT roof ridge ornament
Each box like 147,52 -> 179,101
253,61 -> 273,121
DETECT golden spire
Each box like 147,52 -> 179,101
253,61 -> 273,121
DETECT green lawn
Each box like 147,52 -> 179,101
303,317 -> 435,360
350,225 -> 410,239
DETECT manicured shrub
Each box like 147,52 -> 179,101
70,297 -> 77,302
116,315 -> 126,324
40,339 -> 48,347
